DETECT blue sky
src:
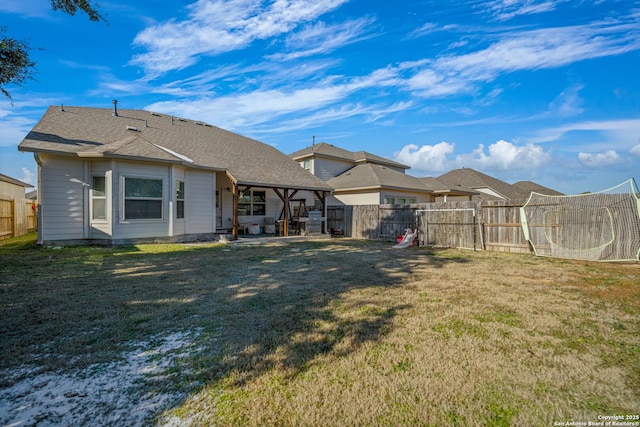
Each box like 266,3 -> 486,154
1,0 -> 639,194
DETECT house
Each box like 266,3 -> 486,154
290,143 -> 476,205
18,105 -> 332,245
436,168 -> 563,201
0,173 -> 33,200
0,173 -> 35,239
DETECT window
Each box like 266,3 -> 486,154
238,190 -> 266,216
303,159 -> 311,171
408,198 -> 416,204
124,177 -> 163,219
385,197 -> 395,205
92,176 -> 106,220
176,180 -> 185,219
398,198 -> 406,205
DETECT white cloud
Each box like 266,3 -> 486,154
532,118 -> 640,148
577,150 -> 624,168
393,140 -> 551,174
131,0 -> 348,75
631,144 -> 640,158
405,19 -> 640,97
486,0 -> 562,21
548,84 -> 584,117
267,17 -> 378,61
0,113 -> 34,147
393,142 -> 456,172
456,140 -> 551,170
21,166 -> 35,185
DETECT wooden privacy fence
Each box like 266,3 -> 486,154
0,196 -> 37,240
328,200 -> 531,254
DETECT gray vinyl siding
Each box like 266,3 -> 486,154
40,155 -> 87,241
314,158 -> 353,181
112,162 -> 171,240
186,169 -> 215,234
89,160 -> 112,239
173,167 -> 187,236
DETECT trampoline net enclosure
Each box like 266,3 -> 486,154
520,179 -> 640,261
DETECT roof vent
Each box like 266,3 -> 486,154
112,100 -> 118,117
126,125 -> 140,132
151,112 -> 161,117
60,103 -> 64,112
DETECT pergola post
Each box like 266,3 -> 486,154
283,188 -> 289,237
232,184 -> 239,240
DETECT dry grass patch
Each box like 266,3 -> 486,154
0,233 -> 638,426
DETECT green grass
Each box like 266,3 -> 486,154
1,232 -> 639,426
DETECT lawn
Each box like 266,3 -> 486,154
1,232 -> 639,426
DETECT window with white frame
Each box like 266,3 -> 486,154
176,180 -> 185,219
303,159 -> 311,171
124,177 -> 163,219
91,176 -> 106,220
238,190 -> 266,216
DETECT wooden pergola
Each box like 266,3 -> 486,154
227,172 -> 329,240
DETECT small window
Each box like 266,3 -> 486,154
238,190 -> 266,216
92,176 -> 106,220
385,197 -> 395,205
124,177 -> 163,219
398,198 -> 407,205
303,159 -> 311,171
176,181 -> 185,219
408,198 -> 416,204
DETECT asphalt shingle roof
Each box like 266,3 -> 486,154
437,168 -> 561,200
19,106 -> 332,192
513,181 -> 564,196
290,142 -> 409,170
327,163 -> 431,192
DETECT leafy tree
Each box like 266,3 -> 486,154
0,28 -> 35,103
0,0 -> 104,102
50,0 -> 104,22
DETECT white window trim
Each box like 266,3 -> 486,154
120,175 -> 166,222
176,180 -> 185,220
90,175 -> 108,223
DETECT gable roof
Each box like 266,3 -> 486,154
513,180 -> 564,196
418,176 -> 478,196
437,168 -> 561,200
0,173 -> 34,188
290,142 -> 409,170
18,106 -> 331,192
327,163 -> 432,192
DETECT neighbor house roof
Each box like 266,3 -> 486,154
513,181 -> 564,196
0,173 -> 34,189
18,106 -> 332,192
290,142 -> 409,170
327,163 -> 432,192
437,168 -> 561,200
419,176 -> 478,197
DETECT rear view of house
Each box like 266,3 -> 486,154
18,105 -> 332,245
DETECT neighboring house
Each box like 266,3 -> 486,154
0,173 -> 33,199
0,173 -> 35,239
512,180 -> 564,198
18,105 -> 332,245
436,168 -> 563,201
290,143 -> 476,205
